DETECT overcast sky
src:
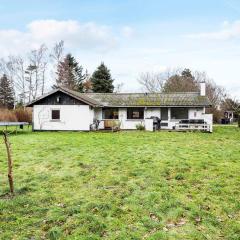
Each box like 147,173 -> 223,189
0,0 -> 240,97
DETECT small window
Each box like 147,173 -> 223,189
52,109 -> 60,120
103,108 -> 119,119
127,108 -> 144,119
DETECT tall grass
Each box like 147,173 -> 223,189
0,108 -> 17,122
14,108 -> 32,123
0,108 -> 32,122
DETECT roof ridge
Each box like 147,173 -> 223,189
85,92 -> 199,95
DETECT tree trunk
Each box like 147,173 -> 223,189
2,131 -> 14,194
238,114 -> 240,128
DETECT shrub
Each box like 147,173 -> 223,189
136,123 -> 145,130
14,108 -> 32,123
0,108 -> 17,122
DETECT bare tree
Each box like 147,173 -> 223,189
25,64 -> 37,102
50,41 -> 64,83
193,71 -> 225,106
138,68 -> 183,92
28,44 -> 48,100
0,42 -> 66,105
114,82 -> 124,93
50,40 -> 64,64
138,72 -> 166,92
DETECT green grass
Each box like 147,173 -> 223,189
0,126 -> 240,239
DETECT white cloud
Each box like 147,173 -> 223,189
0,19 -> 119,56
186,20 -> 240,40
121,26 -> 134,38
0,19 -> 239,97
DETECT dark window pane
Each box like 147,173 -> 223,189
161,108 -> 168,120
171,108 -> 188,119
127,108 -> 144,119
103,108 -> 119,119
52,110 -> 60,120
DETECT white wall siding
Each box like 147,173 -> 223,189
33,105 -> 91,131
188,108 -> 205,119
144,108 -> 161,118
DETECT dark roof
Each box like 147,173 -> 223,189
26,87 -> 211,107
26,87 -> 101,107
84,92 -> 211,107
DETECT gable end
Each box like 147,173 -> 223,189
28,91 -> 88,106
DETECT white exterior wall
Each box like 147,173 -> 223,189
33,105 -> 92,131
119,108 -> 144,130
144,108 -> 161,118
188,108 -> 205,119
94,107 -> 212,131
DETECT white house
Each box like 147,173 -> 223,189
27,83 -> 213,132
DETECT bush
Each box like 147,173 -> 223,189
14,108 -> 32,123
136,123 -> 145,130
0,107 -> 32,123
0,108 -> 17,122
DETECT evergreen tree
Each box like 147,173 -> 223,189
91,63 -> 114,93
56,54 -> 85,92
0,74 -> 15,109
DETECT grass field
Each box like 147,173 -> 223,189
0,126 -> 240,240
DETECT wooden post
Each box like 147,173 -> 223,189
2,131 -> 14,194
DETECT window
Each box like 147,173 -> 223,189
51,109 -> 60,120
127,108 -> 144,119
171,108 -> 188,119
161,108 -> 168,120
103,108 -> 119,119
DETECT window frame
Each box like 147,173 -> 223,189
127,107 -> 144,120
170,107 -> 189,120
51,109 -> 60,121
102,108 -> 119,120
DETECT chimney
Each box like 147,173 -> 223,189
200,82 -> 206,96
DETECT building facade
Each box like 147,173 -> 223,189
27,85 -> 213,132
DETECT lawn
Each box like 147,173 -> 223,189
0,126 -> 240,240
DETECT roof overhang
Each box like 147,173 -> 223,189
101,105 -> 212,108
26,88 -> 102,107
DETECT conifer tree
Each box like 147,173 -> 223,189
56,54 -> 85,92
0,74 -> 15,109
91,63 -> 114,93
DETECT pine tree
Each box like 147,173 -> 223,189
0,74 -> 15,109
56,54 -> 85,92
91,63 -> 114,93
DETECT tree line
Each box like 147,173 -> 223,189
0,40 -> 115,109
